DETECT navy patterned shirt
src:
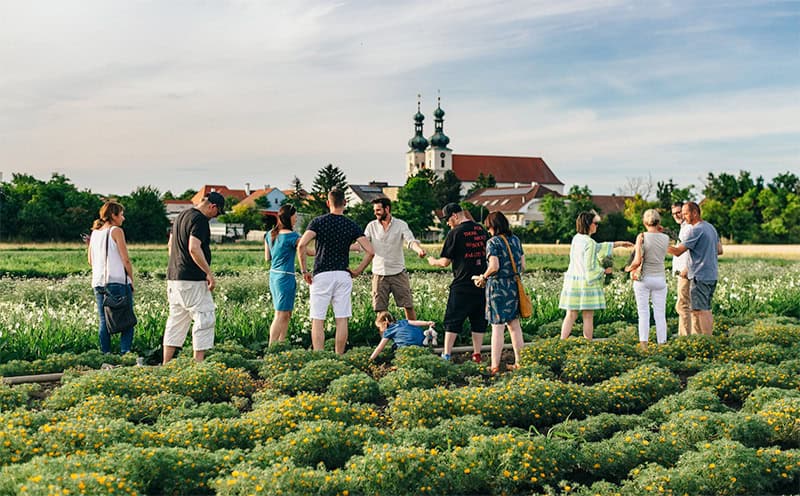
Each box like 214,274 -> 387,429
307,213 -> 364,274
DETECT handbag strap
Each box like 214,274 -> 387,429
499,235 -> 521,277
104,228 -> 111,286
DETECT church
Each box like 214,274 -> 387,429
404,97 -> 565,196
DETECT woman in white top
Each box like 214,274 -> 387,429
88,201 -> 135,353
625,209 -> 670,350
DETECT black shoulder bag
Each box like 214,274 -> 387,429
102,228 -> 137,334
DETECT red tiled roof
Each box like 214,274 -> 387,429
191,185 -> 247,204
163,200 -> 193,205
465,184 -> 561,213
452,155 -> 563,185
591,195 -> 632,215
240,187 -> 278,207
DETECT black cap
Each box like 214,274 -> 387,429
206,192 -> 226,214
440,202 -> 462,221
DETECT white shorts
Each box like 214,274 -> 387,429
164,280 -> 216,351
309,271 -> 353,320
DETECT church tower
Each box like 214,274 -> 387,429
406,95 -> 428,178
425,95 -> 452,179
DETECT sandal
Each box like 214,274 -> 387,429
471,353 -> 482,363
489,367 -> 500,376
506,363 -> 520,371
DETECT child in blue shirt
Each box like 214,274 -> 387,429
369,311 -> 437,360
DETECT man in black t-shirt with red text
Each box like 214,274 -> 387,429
163,192 -> 225,364
427,202 -> 488,362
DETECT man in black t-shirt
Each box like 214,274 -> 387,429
297,189 -> 374,354
427,203 -> 488,362
163,192 -> 225,364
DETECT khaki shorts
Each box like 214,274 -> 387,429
164,280 -> 216,351
372,271 -> 414,311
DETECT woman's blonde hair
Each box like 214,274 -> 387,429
642,209 -> 661,227
92,201 -> 124,230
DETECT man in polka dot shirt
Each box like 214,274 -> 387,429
297,188 -> 374,354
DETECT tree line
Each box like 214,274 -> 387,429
1,169 -> 797,243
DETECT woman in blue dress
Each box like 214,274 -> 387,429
265,204 -> 312,344
473,211 -> 526,374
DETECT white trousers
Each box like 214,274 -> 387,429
633,275 -> 668,344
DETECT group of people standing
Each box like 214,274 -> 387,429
88,191 -> 722,367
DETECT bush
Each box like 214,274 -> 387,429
519,337 -> 585,374
250,420 -> 388,470
643,388 -> 729,423
658,409 -> 774,449
270,358 -> 357,394
378,367 -> 436,397
0,350 -> 136,377
561,346 -> 637,384
594,365 -> 681,413
622,441 -> 800,496
345,443 -> 455,495
327,372 -> 382,404
718,342 -> 790,364
688,362 -> 800,403
258,349 -> 338,379
579,428 -> 679,481
553,413 -> 646,442
0,382 -> 39,412
742,386 -> 800,413
393,415 -> 495,449
214,461 -> 345,496
661,334 -> 728,362
757,397 -> 800,447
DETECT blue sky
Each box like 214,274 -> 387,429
0,0 -> 797,197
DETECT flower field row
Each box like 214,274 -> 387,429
1,258 -> 799,362
1,316 -> 799,495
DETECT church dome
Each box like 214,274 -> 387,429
409,134 -> 429,152
433,106 -> 445,119
429,131 -> 450,148
414,111 -> 425,122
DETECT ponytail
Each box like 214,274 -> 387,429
92,201 -> 124,231
270,204 -> 297,243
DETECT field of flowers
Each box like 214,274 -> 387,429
0,318 -> 798,495
0,247 -> 798,494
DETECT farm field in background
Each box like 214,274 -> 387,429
0,245 -> 798,495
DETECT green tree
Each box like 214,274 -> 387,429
703,171 -> 763,205
306,164 -> 348,217
699,199 -> 729,242
121,186 -> 170,242
346,201 -> 376,230
179,189 -> 197,201
467,172 -> 496,196
219,203 -> 264,233
13,174 -> 101,241
161,190 -> 176,200
394,176 -> 437,236
539,185 -> 597,243
224,196 -> 240,212
728,188 -> 760,242
656,178 -> 695,210
255,195 -> 271,209
434,170 -> 463,206
623,194 -> 659,238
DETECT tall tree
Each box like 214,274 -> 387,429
179,189 -> 197,201
467,172 -> 496,196
618,174 -> 655,199
538,185 -> 597,243
121,186 -> 170,242
219,203 -> 264,233
394,176 -> 437,236
345,201 -> 376,230
306,164 -> 348,217
434,170 -> 463,206
656,178 -> 695,210
623,194 -> 659,238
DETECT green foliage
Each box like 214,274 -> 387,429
394,175 -> 438,236
345,200 -> 376,229
393,414 -> 493,449
327,372 -> 382,404
378,367 -> 436,397
304,163 -> 348,218
538,185 -> 597,243
218,203 -> 264,233
643,388 -> 729,423
594,365 -> 681,413
120,185 -> 170,242
756,397 -> 800,447
561,344 -> 637,384
270,358 -> 357,394
688,362 -> 800,403
0,382 -> 40,412
553,413 -> 646,442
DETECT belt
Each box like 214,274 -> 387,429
270,269 -> 296,276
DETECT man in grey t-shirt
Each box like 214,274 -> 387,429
668,202 -> 723,336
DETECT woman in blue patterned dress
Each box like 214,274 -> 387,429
265,204 -> 312,344
559,212 -> 633,341
473,211 -> 525,374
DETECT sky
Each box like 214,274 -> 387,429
1,0 -> 798,198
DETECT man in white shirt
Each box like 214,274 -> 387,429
363,197 -> 427,320
671,202 -> 693,336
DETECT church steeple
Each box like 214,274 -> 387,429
408,96 -> 428,152
428,95 -> 450,148
424,92 -> 453,178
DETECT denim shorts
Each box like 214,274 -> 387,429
689,279 -> 717,311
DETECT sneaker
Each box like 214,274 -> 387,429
471,353 -> 482,363
440,353 -> 451,361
